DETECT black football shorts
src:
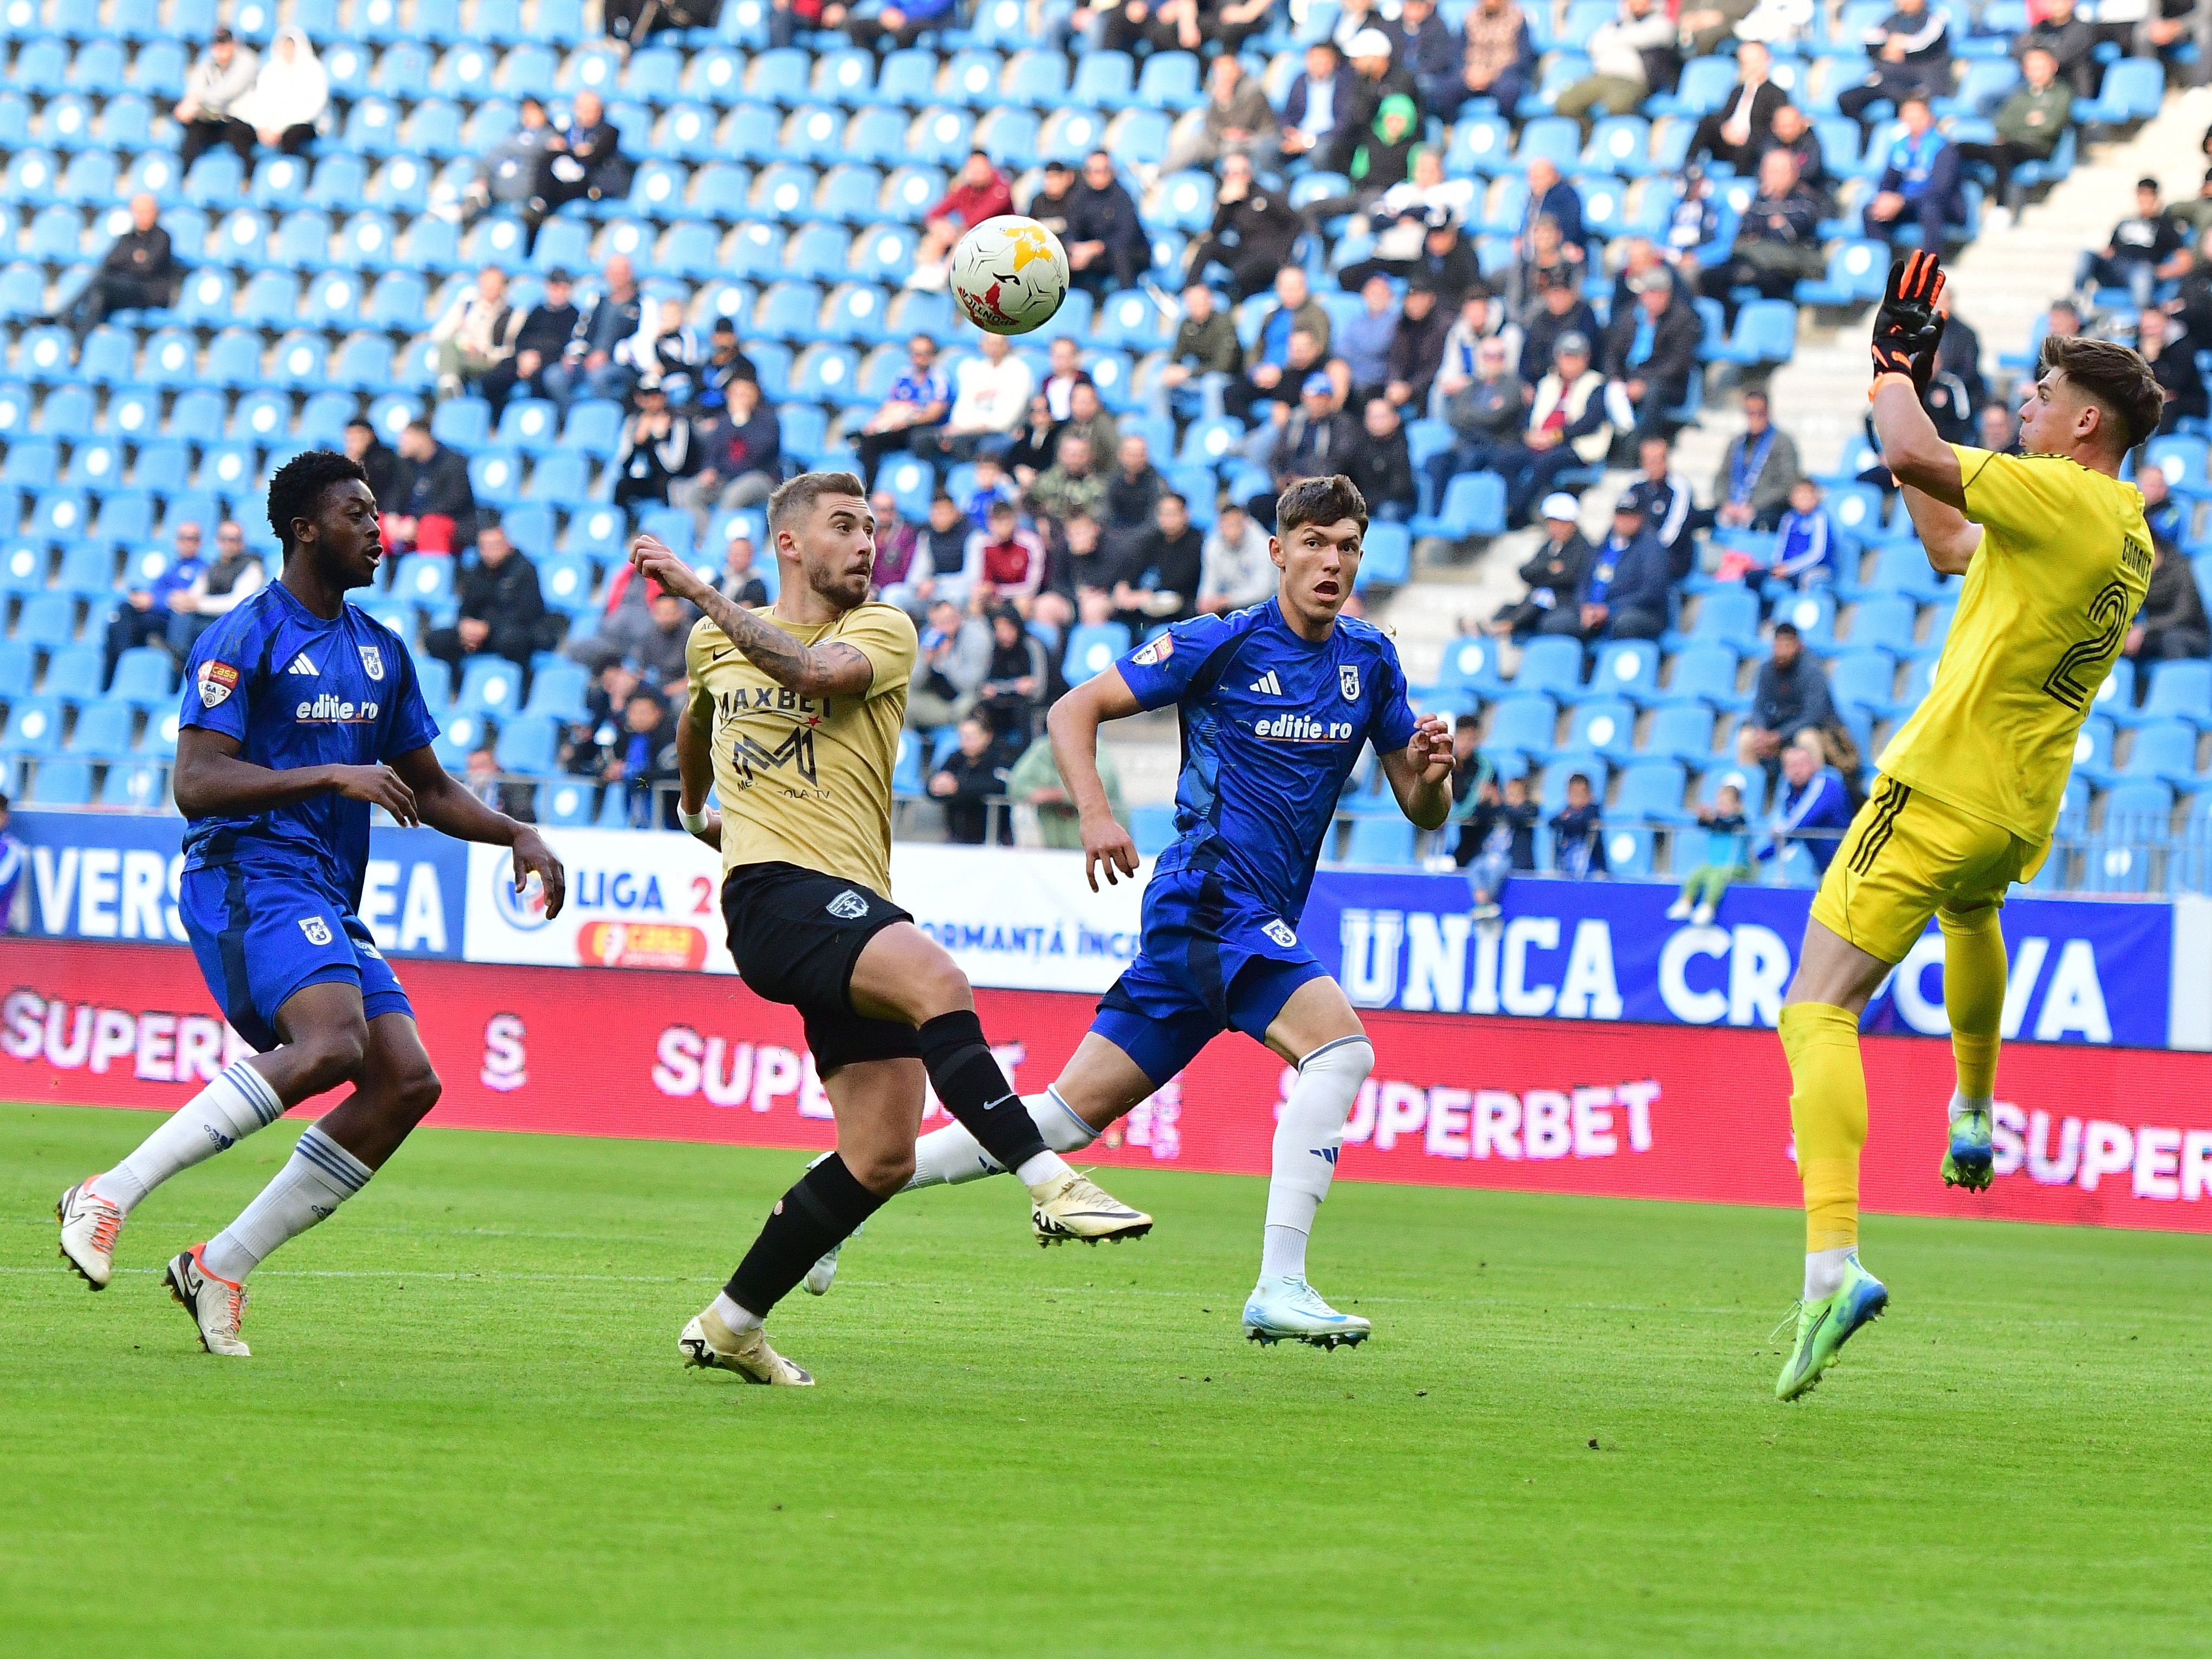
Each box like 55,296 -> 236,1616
720,862 -> 922,1075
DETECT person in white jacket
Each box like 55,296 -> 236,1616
1555,0 -> 1676,134
232,27 -> 328,158
429,267 -> 523,401
175,28 -> 261,171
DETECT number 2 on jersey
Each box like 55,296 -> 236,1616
2041,580 -> 2131,712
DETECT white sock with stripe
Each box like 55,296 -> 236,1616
904,1088 -> 1102,1190
1260,1037 -> 1374,1282
89,1061 -> 288,1214
200,1126 -> 373,1282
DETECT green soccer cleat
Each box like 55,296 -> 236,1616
1941,1106 -> 1994,1191
1774,1256 -> 1888,1402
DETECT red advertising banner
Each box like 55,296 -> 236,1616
7,938 -> 2211,1232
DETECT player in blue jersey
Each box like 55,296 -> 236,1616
56,451 -> 565,1357
809,476 -> 1454,1346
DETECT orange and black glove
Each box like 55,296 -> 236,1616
1870,250 -> 1947,396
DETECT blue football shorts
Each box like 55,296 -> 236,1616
180,865 -> 413,1053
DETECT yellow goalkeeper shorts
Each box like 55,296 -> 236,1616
1808,775 -> 2045,965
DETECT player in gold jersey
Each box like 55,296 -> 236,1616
1773,253 -> 2166,1400
628,472 -> 1148,1387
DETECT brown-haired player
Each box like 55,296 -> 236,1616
629,471 -> 1149,1388
804,476 -> 1457,1349
1773,254 -> 2163,1400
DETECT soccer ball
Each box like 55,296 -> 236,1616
948,215 -> 1070,336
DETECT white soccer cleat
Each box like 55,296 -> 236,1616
1691,900 -> 1716,925
1471,901 -> 1502,925
1030,1170 -> 1153,1248
1665,897 -> 1693,921
803,1240 -> 843,1297
678,1306 -> 814,1386
1243,1275 -> 1373,1350
57,1178 -> 126,1289
164,1246 -> 250,1357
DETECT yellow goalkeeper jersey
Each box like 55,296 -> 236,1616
1877,446 -> 2152,845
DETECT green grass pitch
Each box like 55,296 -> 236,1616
5,1100 -> 2208,1657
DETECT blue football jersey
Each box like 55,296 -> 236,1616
1116,599 -> 1419,922
178,581 -> 439,908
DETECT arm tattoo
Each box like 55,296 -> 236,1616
691,587 -> 876,699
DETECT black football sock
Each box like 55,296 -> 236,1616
725,1153 -> 885,1318
915,1010 -> 1052,1174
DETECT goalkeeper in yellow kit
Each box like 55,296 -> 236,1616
1773,251 -> 2166,1401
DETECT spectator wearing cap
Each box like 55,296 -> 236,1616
1836,0 -> 1952,132
1861,94 -> 1959,255
1024,159 -> 1078,246
1065,152 -> 1149,299
480,268 -> 580,416
692,315 -> 760,417
1336,150 -> 1480,291
1519,272 -> 1600,383
1620,435 -> 1703,582
1954,47 -> 2072,226
1429,334 -> 1527,505
611,382 -> 696,513
1264,374 -> 1360,502
1348,398 -> 1419,522
907,150 -> 1015,294
1555,0 -> 1678,137
1491,495 -> 1595,638
1330,31 -> 1424,177
1736,620 -> 1835,768
1405,208 -> 1482,309
1280,41 -> 1356,163
1187,153 -> 1305,302
1454,0 -> 1534,117
1698,149 -> 1827,326
1553,494 -> 1668,641
1712,391 -> 1803,533
1305,92 -> 1422,229
1384,278 -> 1451,414
1688,41 -> 1785,174
1504,332 -> 1610,526
1602,270 -> 1700,444
175,28 -> 261,171
1167,53 -> 1282,174
63,193 -> 178,340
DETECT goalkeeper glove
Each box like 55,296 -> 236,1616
1870,250 -> 1947,396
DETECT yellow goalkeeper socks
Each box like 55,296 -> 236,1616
1780,1002 -> 1868,1254
1939,904 -> 2006,1104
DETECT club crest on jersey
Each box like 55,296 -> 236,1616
1263,918 -> 1298,948
358,645 -> 385,681
196,659 -> 240,707
826,889 -> 870,921
1339,664 -> 1361,703
1131,634 -> 1174,667
298,916 -> 334,947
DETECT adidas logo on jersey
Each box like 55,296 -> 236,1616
1252,711 -> 1355,742
287,652 -> 319,675
1249,670 -> 1284,697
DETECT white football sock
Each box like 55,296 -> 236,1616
906,1089 -> 1102,1190
1260,1036 -> 1373,1278
199,1125 -> 371,1282
90,1061 -> 287,1214
711,1290 -> 763,1333
1260,1224 -> 1310,1280
1016,1150 -> 1071,1191
1803,1246 -> 1855,1301
1948,1089 -> 1993,1125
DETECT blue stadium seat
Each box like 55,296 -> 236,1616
2142,659 -> 2212,729
493,714 -> 560,776
391,555 -> 455,610
455,656 -> 526,719
1063,623 -> 1131,685
522,659 -> 591,722
1590,639 -> 1661,703
66,698 -> 136,758
109,646 -> 174,710
1342,814 -> 1418,866
3,695 -> 64,755
1568,697 -> 1637,759
1408,473 -> 1506,541
1515,635 -> 1586,701
523,451 -> 592,508
539,780 -> 597,828
1643,702 -> 1719,766
1483,693 -> 1558,764
1827,649 -> 1899,718
27,757 -> 93,806
1845,594 -> 1922,657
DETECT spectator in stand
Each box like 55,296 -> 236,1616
103,521 -> 204,679
385,420 -> 479,554
1603,271 -> 1700,444
1100,434 -> 1168,566
1736,620 -> 1833,768
1667,782 -> 1752,924
1519,269 -> 1600,380
961,454 -> 1019,529
1340,273 -> 1402,406
522,92 -> 628,247
1088,0 -> 1206,53
669,376 -> 780,538
610,383 -> 695,513
693,317 -> 760,417
1757,740 -> 1853,875
1556,0 -> 1677,137
908,596 -> 991,729
478,268 -> 580,416
1007,725 -> 1126,849
1765,477 -> 1838,591
1167,53 -> 1282,174
1348,399 -> 1418,523
1311,88 -> 1421,225
1490,494 -> 1593,638
881,492 -> 971,613
973,604 -> 1050,744
2014,0 -> 2099,96
1115,492 -> 1207,627
1058,379 -> 1121,464
2078,178 -> 2192,309
1978,400 -> 2022,455
606,692 -> 680,830
542,256 -> 643,409
344,418 -> 398,507
565,657 -> 638,775
767,0 -> 849,47
869,492 -> 921,607
848,0 -> 954,49
463,746 -> 536,822
1610,237 -> 1692,316
1227,267 -> 1334,421
2138,460 -> 2185,545
618,592 -> 696,694
1663,166 -> 1725,270
1206,0 -> 1280,55
1384,277 -> 1450,414
1836,0 -> 1952,131
1507,332 -> 1611,524
961,499 -> 1047,605
1713,391 -> 1803,533
1516,158 -> 1587,261
618,297 -> 702,405
907,151 -> 1014,293
1030,432 -> 1110,532
1676,0 -> 1760,57
1620,435 -> 1700,581
429,265 -> 521,403
914,330 -> 1034,466
1461,773 -> 1538,917
63,193 -> 177,338
1264,374 -> 1361,502
1955,47 -> 2073,226
2136,0 -> 2212,86
1004,394 -> 1063,490
1402,208 -> 1482,308
1280,41 -> 1356,164
1331,33 -> 1421,167
1199,500 -> 1277,613
929,716 -> 1010,846
1065,152 -> 1149,299
1023,158 -> 1078,247
1429,336 -> 1526,504
1434,288 -> 1523,412
2138,308 -> 2208,432
1154,282 -> 1243,419
1038,336 -> 1091,423
1761,104 -> 1831,208
713,535 -> 770,608
1559,494 -> 1669,641
1700,150 -> 1826,322
1506,213 -> 1580,323
1549,772 -> 1609,877
851,334 -> 951,490
2128,539 -> 2212,663
174,28 -> 260,170
448,96 -> 554,225
1860,94 -> 1958,254
424,527 -> 554,678
1454,0 -> 1533,116
1388,0 -> 1466,114
1689,41 -> 1786,174
1339,148 -> 1482,291
170,522 -> 266,656
232,27 -> 326,158
1056,511 -> 1120,599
